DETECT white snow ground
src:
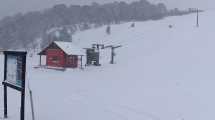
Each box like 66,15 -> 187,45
1,11 -> 215,120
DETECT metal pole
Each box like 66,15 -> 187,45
4,85 -> 7,118
3,53 -> 8,118
111,47 -> 114,64
196,8 -> 199,27
20,91 -> 25,120
21,55 -> 26,120
29,90 -> 35,120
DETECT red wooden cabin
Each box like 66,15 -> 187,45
38,41 -> 84,68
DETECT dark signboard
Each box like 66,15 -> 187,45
2,51 -> 27,120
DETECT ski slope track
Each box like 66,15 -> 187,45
1,11 -> 215,120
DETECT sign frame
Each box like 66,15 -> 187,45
2,51 -> 27,120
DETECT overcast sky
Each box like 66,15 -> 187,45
0,0 -> 214,19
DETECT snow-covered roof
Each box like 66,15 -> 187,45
54,41 -> 84,55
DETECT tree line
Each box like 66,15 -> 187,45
0,0 -> 196,49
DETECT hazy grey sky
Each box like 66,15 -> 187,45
0,0 -> 214,19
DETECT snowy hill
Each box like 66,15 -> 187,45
1,11 -> 215,120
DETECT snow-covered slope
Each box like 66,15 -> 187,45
1,11 -> 215,120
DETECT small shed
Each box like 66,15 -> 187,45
38,41 -> 84,68
85,48 -> 100,66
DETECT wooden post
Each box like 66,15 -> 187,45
39,55 -> 42,66
80,55 -> 84,69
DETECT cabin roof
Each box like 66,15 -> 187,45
39,41 -> 84,55
54,41 -> 84,55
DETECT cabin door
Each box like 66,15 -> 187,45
67,55 -> 78,68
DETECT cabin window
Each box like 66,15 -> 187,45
51,56 -> 60,63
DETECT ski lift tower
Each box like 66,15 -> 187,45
103,45 -> 122,64
191,8 -> 200,27
196,8 -> 199,27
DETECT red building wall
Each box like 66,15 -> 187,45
46,49 -> 66,67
